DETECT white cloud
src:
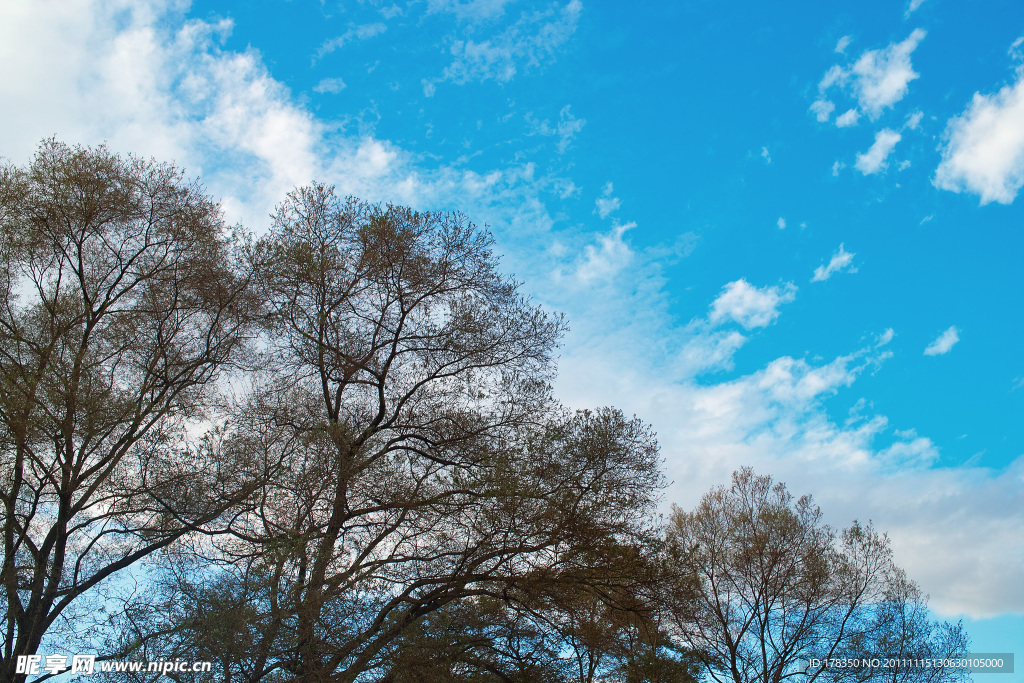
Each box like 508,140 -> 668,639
879,434 -> 939,467
426,0 -> 581,90
934,70 -> 1024,204
906,0 -> 927,15
527,104 -> 585,154
316,22 -> 388,60
832,160 -> 845,176
835,35 -> 852,54
594,196 -> 620,218
877,328 -> 895,346
595,181 -> 620,218
811,243 -> 857,281
0,0 -> 560,235
756,353 -> 863,405
761,146 -> 771,163
904,110 -> 923,129
820,64 -> 846,90
554,105 -> 585,153
777,217 -> 786,229
855,129 -> 901,175
850,29 -> 926,118
0,1 -> 338,228
924,326 -> 960,356
379,5 -> 403,20
810,98 -> 836,122
678,330 -> 748,376
709,279 -> 797,330
426,0 -> 516,22
556,333 -> 1024,618
815,30 -> 926,121
1011,36 -> 1024,62
313,77 -> 346,94
568,221 -> 636,284
836,108 -> 860,127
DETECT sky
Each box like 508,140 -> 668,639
1,0 -> 1022,669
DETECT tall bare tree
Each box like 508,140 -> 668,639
124,185 -> 665,682
0,141 -> 259,680
665,468 -> 968,683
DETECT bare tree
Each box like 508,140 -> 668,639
125,185 -> 665,682
665,468 -> 968,683
0,141 -> 260,681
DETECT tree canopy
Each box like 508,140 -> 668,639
0,141 -> 969,683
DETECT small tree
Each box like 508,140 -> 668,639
0,141 -> 259,681
665,468 -> 968,683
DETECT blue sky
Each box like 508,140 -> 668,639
1,0 -> 1021,666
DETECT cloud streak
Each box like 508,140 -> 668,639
924,326 -> 960,356
812,243 -> 857,281
855,129 -> 901,175
424,0 -> 581,92
316,22 -> 388,60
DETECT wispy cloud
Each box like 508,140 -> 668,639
678,330 -> 748,375
812,243 -> 857,281
934,67 -> 1024,205
426,0 -> 517,22
316,22 -> 388,61
424,0 -> 581,91
924,326 -> 960,356
855,129 -> 901,174
527,104 -> 585,154
379,4 -> 403,20
810,98 -> 836,122
906,0 -> 928,16
313,77 -> 346,94
567,221 -> 636,285
904,110 -> 923,130
709,279 -> 797,330
595,181 -> 621,218
836,108 -> 860,127
1010,36 -> 1024,62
